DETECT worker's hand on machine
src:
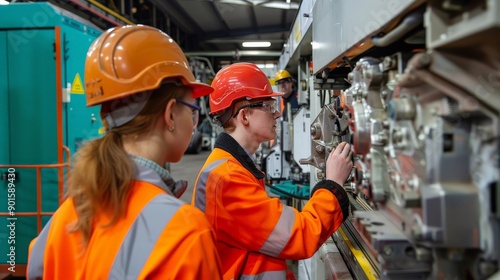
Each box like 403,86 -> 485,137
325,142 -> 353,186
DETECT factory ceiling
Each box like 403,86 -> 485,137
46,0 -> 302,70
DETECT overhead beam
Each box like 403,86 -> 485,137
201,24 -> 289,41
280,9 -> 287,29
210,1 -> 231,31
209,0 -> 235,51
250,5 -> 258,36
148,0 -> 204,34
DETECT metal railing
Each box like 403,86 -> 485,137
0,146 -> 71,233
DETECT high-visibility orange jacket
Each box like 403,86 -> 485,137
192,133 -> 349,280
27,161 -> 222,280
281,89 -> 299,122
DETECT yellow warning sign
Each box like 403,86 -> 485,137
71,73 -> 85,94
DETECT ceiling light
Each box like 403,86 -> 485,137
242,42 -> 271,48
256,63 -> 276,69
261,2 -> 299,9
219,0 -> 299,10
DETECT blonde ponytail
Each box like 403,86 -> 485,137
68,83 -> 188,245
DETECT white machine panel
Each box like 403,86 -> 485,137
312,0 -> 420,73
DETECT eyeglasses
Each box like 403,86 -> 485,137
176,98 -> 201,128
232,99 -> 279,118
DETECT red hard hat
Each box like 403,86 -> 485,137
209,63 -> 283,115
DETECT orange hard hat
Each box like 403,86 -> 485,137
209,62 -> 283,115
275,69 -> 292,82
85,25 -> 213,107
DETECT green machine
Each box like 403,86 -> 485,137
0,2 -> 103,273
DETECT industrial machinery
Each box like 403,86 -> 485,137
186,56 -> 219,154
277,0 -> 499,279
0,3 -> 103,275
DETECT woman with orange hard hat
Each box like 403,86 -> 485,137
192,62 -> 353,279
27,25 -> 222,279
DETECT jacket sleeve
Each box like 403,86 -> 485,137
214,162 -> 349,260
141,205 -> 223,279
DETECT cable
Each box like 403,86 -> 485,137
265,183 -> 310,200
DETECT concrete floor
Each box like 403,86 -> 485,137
169,150 -> 212,204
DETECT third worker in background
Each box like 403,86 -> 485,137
275,69 -> 300,121
192,62 -> 353,280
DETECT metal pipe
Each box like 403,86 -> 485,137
69,0 -> 123,26
87,0 -> 134,24
55,26 -> 65,206
398,53 -> 479,111
185,50 -> 282,57
0,213 -> 54,216
372,12 -> 423,47
37,167 -> 42,232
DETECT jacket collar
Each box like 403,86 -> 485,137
215,132 -> 265,179
130,155 -> 187,198
283,89 -> 297,102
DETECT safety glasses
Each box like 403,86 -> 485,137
232,99 -> 279,118
176,98 -> 200,128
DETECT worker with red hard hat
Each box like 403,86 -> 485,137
192,62 -> 353,279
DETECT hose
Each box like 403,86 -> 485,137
265,183 -> 310,200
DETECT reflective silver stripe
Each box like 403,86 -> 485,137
259,205 -> 295,257
193,159 -> 227,212
240,270 -> 287,280
108,194 -> 182,279
108,161 -> 184,278
27,218 -> 53,280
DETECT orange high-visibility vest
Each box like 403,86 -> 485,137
27,163 -> 222,280
192,133 -> 348,280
